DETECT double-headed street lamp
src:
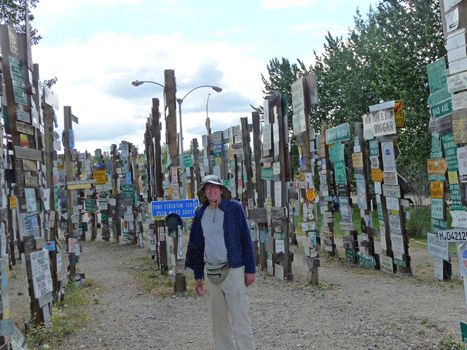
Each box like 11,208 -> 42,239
133,79 -> 221,198
177,85 -> 222,197
132,80 -> 165,89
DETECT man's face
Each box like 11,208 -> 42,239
205,183 -> 221,202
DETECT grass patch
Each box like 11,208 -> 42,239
26,279 -> 100,348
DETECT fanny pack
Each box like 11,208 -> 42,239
205,262 -> 230,284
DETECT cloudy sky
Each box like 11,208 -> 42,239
31,0 -> 378,153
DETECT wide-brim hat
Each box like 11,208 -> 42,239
197,175 -> 231,204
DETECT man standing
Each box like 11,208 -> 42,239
186,175 -> 255,350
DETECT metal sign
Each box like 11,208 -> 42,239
430,98 -> 453,119
430,182 -> 444,198
437,229 -> 467,242
151,199 -> 199,218
427,57 -> 447,95
451,211 -> 467,229
443,132 -> 459,171
458,146 -> 467,181
325,123 -> 350,144
427,232 -> 449,261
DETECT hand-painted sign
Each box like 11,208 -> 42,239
427,158 -> 448,174
363,109 -> 397,139
430,182 -> 444,199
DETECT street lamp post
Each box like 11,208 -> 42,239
177,85 -> 222,198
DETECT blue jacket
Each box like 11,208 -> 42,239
185,196 -> 256,280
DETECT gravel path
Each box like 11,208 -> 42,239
7,236 -> 467,350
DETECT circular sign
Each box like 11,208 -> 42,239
306,189 -> 316,201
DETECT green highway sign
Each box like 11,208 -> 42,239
261,167 -> 274,180
427,58 -> 448,95
430,98 -> 452,119
329,142 -> 344,163
334,161 -> 347,185
326,123 -> 350,145
183,155 -> 193,168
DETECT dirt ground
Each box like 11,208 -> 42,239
6,234 -> 467,349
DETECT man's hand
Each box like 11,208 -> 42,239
245,273 -> 255,287
195,279 -> 204,295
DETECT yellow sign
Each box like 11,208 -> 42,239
448,171 -> 459,184
93,170 -> 107,184
306,189 -> 316,201
9,197 -> 17,209
229,146 -> 234,160
394,100 -> 405,128
371,169 -> 383,182
430,181 -> 444,199
427,158 -> 448,175
352,153 -> 364,168
57,164 -> 65,170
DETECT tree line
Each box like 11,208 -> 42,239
261,0 -> 445,191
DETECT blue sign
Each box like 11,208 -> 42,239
152,199 -> 199,218
69,129 -> 74,148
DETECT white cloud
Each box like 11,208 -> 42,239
33,31 -> 265,152
35,0 -> 144,16
262,0 -> 317,10
211,26 -> 247,37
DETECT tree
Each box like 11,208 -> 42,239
261,0 -> 445,178
0,0 -> 42,45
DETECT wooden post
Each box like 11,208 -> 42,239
43,97 -> 62,299
153,99 -> 168,272
251,112 -> 267,270
165,69 -> 185,293
64,106 -> 77,279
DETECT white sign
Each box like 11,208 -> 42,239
30,249 -> 53,298
457,242 -> 467,278
386,197 -> 399,211
458,146 -> 467,182
389,214 -> 402,234
292,110 -> 307,135
451,210 -> 467,228
382,184 -> 401,198
363,109 -> 397,140
68,238 -> 75,253
434,257 -> 444,281
275,239 -> 285,253
380,220 -> 387,250
427,232 -> 450,261
381,141 -> 396,172
291,78 -> 305,112
262,124 -> 272,150
390,233 -> 404,254
438,229 -> 467,242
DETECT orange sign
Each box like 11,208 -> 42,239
371,169 -> 383,182
306,189 -> 316,201
427,158 -> 448,175
430,182 -> 444,199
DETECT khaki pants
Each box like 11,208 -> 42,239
205,266 -> 254,350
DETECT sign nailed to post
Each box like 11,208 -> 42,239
152,199 -> 199,218
325,123 -> 350,144
363,109 -> 397,140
